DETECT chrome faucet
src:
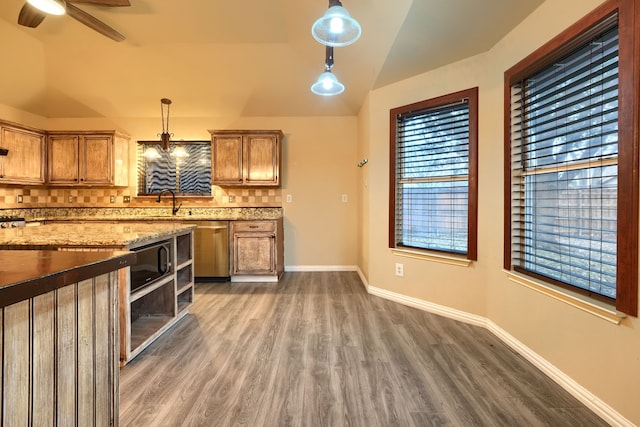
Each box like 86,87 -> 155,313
156,189 -> 182,215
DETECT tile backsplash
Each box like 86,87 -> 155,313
0,186 -> 281,209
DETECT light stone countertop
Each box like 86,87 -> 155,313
0,222 -> 195,248
0,207 -> 283,223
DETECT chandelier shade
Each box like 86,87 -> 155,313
311,69 -> 345,96
311,2 -> 361,47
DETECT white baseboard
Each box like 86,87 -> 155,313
230,276 -> 278,283
285,265 -> 357,272
484,320 -> 632,427
363,279 -> 633,427
281,267 -> 633,425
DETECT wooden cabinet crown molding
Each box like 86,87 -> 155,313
209,129 -> 283,187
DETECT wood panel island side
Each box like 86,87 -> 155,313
0,222 -> 196,364
0,249 -> 134,426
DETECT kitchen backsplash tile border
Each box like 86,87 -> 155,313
0,186 -> 281,209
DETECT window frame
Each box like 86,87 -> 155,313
503,0 -> 639,316
389,87 -> 479,261
136,140 -> 212,197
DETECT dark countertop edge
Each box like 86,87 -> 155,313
0,251 -> 135,309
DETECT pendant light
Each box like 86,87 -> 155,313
26,0 -> 66,15
312,0 -> 361,47
159,98 -> 173,152
311,46 -> 345,96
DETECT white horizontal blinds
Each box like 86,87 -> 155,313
395,101 -> 469,254
510,20 -> 619,299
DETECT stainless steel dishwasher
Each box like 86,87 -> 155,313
183,221 -> 230,281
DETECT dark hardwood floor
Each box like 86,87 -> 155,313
119,271 -> 608,427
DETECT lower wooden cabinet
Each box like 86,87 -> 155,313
230,218 -> 284,281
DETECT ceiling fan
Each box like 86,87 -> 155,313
18,0 -> 130,42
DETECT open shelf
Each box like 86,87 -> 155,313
121,229 -> 195,365
129,275 -> 174,303
176,233 -> 192,266
130,315 -> 174,351
177,287 -> 193,314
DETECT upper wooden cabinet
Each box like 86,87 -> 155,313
209,130 -> 283,186
47,131 -> 129,186
0,123 -> 46,185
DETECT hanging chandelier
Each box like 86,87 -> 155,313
311,46 -> 344,96
311,0 -> 361,47
159,98 -> 173,152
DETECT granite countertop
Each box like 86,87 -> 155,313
0,250 -> 135,308
0,222 -> 195,248
0,207 -> 284,223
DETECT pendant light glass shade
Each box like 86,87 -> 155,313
26,0 -> 66,15
311,69 -> 345,96
312,5 -> 361,47
144,146 -> 161,160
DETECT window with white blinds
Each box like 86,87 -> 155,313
505,0 -> 639,316
390,88 -> 478,260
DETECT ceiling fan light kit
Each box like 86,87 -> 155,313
26,0 -> 65,15
310,0 -> 361,96
18,0 -> 128,42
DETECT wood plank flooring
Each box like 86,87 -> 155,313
119,271 -> 608,427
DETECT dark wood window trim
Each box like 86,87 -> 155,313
503,0 -> 639,316
389,87 -> 479,261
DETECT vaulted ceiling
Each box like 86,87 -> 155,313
0,0 -> 544,119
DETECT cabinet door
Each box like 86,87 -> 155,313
232,233 -> 275,275
212,135 -> 243,184
81,135 -> 112,185
244,134 -> 279,186
0,126 -> 45,184
48,135 -> 80,184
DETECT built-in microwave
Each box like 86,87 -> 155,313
129,240 -> 172,292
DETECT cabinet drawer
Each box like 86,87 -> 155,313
232,221 -> 275,233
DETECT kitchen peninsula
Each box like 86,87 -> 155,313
0,249 -> 134,426
0,221 -> 196,364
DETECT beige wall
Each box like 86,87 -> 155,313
0,113 -> 359,269
360,0 -> 639,423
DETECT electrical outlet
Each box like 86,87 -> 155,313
110,195 -> 116,203
68,195 -> 74,203
395,263 -> 404,277
286,194 -> 293,203
341,194 -> 348,203
16,195 -> 23,204
229,195 -> 235,203
123,196 -> 131,203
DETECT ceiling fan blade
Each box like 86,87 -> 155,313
18,3 -> 47,28
65,2 -> 125,42
68,0 -> 131,6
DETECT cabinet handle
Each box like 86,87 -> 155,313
249,225 -> 259,229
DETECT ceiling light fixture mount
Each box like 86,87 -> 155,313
26,0 -> 66,15
312,0 -> 361,47
311,46 -> 345,96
